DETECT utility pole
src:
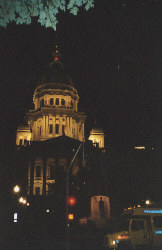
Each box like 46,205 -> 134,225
66,141 -> 83,250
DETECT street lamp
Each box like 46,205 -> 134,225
19,197 -> 24,203
66,141 -> 84,250
146,200 -> 151,205
13,185 -> 20,193
23,199 -> 27,205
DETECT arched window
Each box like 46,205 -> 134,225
36,166 -> 41,177
19,139 -> 23,146
55,124 -> 59,134
49,124 -> 53,134
24,139 -> 27,146
50,98 -> 53,105
41,99 -> 44,107
61,99 -> 65,105
56,98 -> 59,105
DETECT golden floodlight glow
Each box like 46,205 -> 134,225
13,185 -> 20,193
134,146 -> 145,150
27,203 -> 30,206
137,205 -> 141,207
19,197 -> 24,203
23,199 -> 27,204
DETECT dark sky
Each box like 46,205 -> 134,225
0,0 -> 162,152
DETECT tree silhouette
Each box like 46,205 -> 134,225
0,0 -> 94,30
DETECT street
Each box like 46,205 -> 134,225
0,222 -> 108,250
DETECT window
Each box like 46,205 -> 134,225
71,101 -> 73,108
153,216 -> 162,228
19,139 -> 23,146
55,124 -> 59,134
49,124 -> 53,134
56,98 -> 59,105
61,99 -> 65,105
24,139 -> 27,146
35,187 -> 40,195
50,98 -> 53,105
41,99 -> 44,107
14,213 -> 18,223
36,166 -> 41,177
50,165 -> 55,179
131,220 -> 144,231
62,125 -> 65,135
40,126 -> 42,135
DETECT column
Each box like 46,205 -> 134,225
67,117 -> 69,137
70,117 -> 73,137
43,115 -> 46,139
46,116 -> 48,135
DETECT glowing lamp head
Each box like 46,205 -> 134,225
23,199 -> 27,204
19,197 -> 24,203
13,185 -> 20,193
146,200 -> 151,205
68,196 -> 76,206
68,213 -> 74,220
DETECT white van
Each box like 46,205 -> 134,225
105,206 -> 162,249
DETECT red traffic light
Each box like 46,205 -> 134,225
54,57 -> 59,61
68,196 -> 76,206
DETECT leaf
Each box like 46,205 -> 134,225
70,6 -> 78,15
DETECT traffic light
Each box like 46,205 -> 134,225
68,213 -> 74,220
68,196 -> 77,221
68,196 -> 76,206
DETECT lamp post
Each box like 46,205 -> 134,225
66,141 -> 84,250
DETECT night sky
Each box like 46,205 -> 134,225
0,0 -> 162,150
0,0 -> 162,210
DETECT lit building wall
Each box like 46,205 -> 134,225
16,126 -> 31,146
27,155 -> 80,196
89,128 -> 105,149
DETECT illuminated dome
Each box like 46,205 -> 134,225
40,61 -> 73,86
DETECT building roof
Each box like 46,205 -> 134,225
20,135 -> 97,158
38,46 -> 73,87
90,127 -> 104,135
39,62 -> 73,86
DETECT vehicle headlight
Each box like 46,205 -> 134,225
112,240 -> 116,245
111,239 -> 119,246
